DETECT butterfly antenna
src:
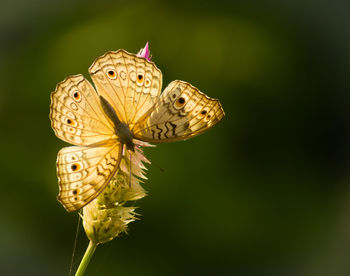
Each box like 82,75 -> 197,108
69,212 -> 81,276
151,160 -> 165,173
129,151 -> 132,188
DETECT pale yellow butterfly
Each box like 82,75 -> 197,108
50,48 -> 225,212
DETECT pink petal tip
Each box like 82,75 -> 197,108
137,42 -> 152,61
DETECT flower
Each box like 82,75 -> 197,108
82,142 -> 151,244
137,42 -> 152,61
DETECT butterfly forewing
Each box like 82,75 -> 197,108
50,75 -> 116,146
57,141 -> 123,212
88,49 -> 162,127
132,80 -> 225,142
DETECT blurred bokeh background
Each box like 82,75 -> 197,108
1,0 -> 350,275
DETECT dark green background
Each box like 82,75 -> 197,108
1,0 -> 350,275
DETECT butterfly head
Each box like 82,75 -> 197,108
125,140 -> 135,152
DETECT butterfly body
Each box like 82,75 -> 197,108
50,49 -> 224,212
99,95 -> 135,151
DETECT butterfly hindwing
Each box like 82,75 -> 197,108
50,74 -> 115,146
89,49 -> 162,127
56,141 -> 123,212
132,80 -> 225,142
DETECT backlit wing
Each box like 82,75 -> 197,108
50,74 -> 115,146
88,50 -> 162,127
56,140 -> 122,212
132,80 -> 224,142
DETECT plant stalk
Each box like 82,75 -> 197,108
75,240 -> 98,276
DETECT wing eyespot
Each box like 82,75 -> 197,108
129,71 -> 136,81
72,188 -> 82,195
137,73 -> 144,84
175,97 -> 186,108
107,70 -> 117,80
67,154 -> 78,162
198,109 -> 207,118
66,118 -> 77,126
72,91 -> 82,102
71,163 -> 81,171
70,102 -> 78,111
119,70 -> 127,80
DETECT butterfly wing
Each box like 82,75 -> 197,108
50,74 -> 116,146
88,49 -> 162,126
56,141 -> 122,212
50,74 -> 122,212
132,80 -> 224,142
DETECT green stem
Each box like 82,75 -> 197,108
75,240 -> 98,276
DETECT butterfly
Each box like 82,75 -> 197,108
50,48 -> 225,212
